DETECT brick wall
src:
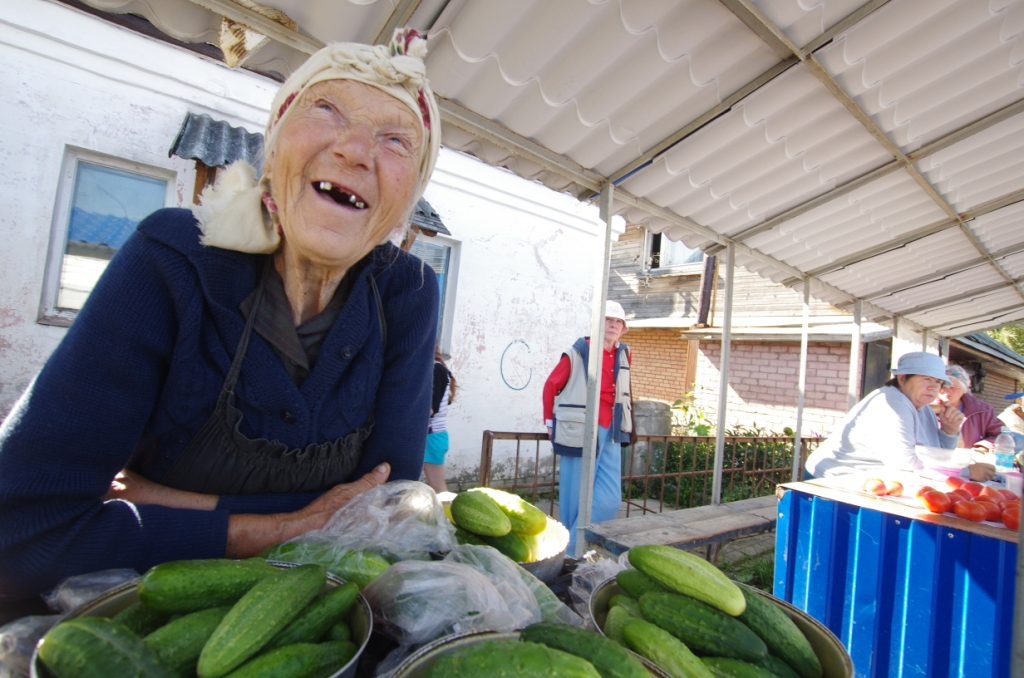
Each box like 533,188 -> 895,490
627,329 -> 691,403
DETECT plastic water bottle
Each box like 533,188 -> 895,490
994,428 -> 1016,474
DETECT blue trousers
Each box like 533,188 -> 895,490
558,426 -> 622,555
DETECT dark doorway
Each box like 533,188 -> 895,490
861,339 -> 892,398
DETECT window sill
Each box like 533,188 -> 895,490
642,266 -> 704,279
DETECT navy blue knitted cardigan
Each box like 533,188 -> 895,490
0,209 -> 437,595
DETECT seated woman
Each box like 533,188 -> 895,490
0,30 -> 441,596
806,352 -> 977,478
939,364 -> 1003,450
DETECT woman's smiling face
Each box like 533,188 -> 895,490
264,79 -> 424,269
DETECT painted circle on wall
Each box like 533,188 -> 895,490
500,340 -> 532,391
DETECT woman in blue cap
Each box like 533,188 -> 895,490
806,352 -> 991,480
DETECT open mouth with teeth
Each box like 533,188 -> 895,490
315,181 -> 368,210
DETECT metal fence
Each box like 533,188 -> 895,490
478,431 -> 820,517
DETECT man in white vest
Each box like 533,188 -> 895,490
543,301 -> 632,553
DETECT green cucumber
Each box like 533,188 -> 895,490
223,641 -> 356,678
261,543 -> 389,590
38,617 -> 174,678
144,606 -> 232,678
454,527 -> 488,546
450,491 -> 511,537
468,487 -> 547,535
111,601 -> 171,637
263,581 -> 359,651
608,594 -> 641,618
702,657 -> 782,678
198,564 -> 326,678
737,587 -> 821,678
325,621 -> 351,642
628,545 -> 745,616
639,592 -> 767,663
521,621 -> 649,678
758,655 -> 802,678
481,531 -> 533,562
622,617 -> 714,678
424,639 -> 601,678
616,569 -> 668,599
603,605 -> 633,645
137,558 -> 276,614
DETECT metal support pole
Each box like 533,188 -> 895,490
890,315 -> 900,366
922,328 -> 929,351
847,300 -> 862,410
940,337 -> 950,360
792,279 -> 810,482
712,243 -> 735,505
575,183 -> 614,557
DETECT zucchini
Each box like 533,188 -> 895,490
628,545 -> 745,616
521,621 -> 649,678
263,581 -> 359,651
325,621 -> 351,642
737,587 -> 821,678
143,606 -> 232,678
38,617 -> 174,678
424,639 -> 601,678
198,564 -> 326,678
223,641 -> 356,678
450,491 -> 511,537
602,605 -> 632,645
702,657 -> 781,678
622,617 -> 714,678
616,569 -> 668,599
111,602 -> 171,637
481,531 -> 533,562
137,558 -> 276,614
638,592 -> 767,663
468,487 -> 548,535
608,594 -> 641,618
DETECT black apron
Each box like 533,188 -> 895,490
160,260 -> 387,495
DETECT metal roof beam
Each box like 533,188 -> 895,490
186,0 -> 323,54
930,304 -> 1024,333
892,277 -> 1024,318
373,0 -> 423,44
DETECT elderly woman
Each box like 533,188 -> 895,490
806,352 -> 970,478
938,364 -> 1003,450
0,31 -> 441,596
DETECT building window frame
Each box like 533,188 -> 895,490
642,227 -> 704,276
38,146 -> 176,326
409,232 -> 461,354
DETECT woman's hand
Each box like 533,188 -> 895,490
967,463 -> 996,482
105,470 -> 218,510
224,463 -> 391,558
935,402 -> 966,435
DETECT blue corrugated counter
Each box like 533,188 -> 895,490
775,480 -> 1017,678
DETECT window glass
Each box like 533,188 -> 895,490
57,162 -> 167,310
649,231 -> 703,270
409,240 -> 451,335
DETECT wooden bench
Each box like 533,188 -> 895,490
583,495 -> 778,562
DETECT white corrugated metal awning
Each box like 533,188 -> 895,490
76,0 -> 1024,337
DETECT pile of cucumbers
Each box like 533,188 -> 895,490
602,545 -> 822,678
37,559 -> 361,678
445,487 -> 553,563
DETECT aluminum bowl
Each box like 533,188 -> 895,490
590,576 -> 854,678
390,630 -> 671,677
519,516 -> 569,584
31,562 -> 372,678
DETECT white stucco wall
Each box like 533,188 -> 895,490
1,0 -> 615,485
0,0 -> 275,414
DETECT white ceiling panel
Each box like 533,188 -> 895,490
750,0 -> 868,47
969,200 -> 1024,253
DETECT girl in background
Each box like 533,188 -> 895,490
424,352 -> 456,492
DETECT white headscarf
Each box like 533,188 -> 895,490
192,28 -> 441,254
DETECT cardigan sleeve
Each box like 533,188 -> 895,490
0,226 -> 229,595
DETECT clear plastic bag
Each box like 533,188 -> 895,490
443,544 -> 540,629
362,560 -> 517,645
0,615 -> 60,677
567,552 -> 627,631
42,569 -> 139,613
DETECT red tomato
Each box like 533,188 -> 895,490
884,480 -> 904,497
915,485 -> 936,499
920,490 -> 952,514
996,489 -> 1019,502
945,476 -> 967,490
949,489 -> 973,501
973,500 -> 1002,522
945,492 -> 965,508
862,478 -> 887,496
1003,506 -> 1021,531
962,482 -> 985,498
979,487 -> 1003,501
954,501 -> 987,522
1003,499 -> 1021,512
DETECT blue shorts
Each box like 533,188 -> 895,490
424,431 -> 449,465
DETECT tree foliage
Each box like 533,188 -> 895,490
986,324 -> 1024,357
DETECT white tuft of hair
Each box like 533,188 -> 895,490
191,161 -> 280,254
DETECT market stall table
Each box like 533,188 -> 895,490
774,478 -> 1018,678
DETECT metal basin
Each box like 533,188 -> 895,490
31,562 -> 372,678
390,630 -> 671,677
518,517 -> 569,584
590,576 -> 854,678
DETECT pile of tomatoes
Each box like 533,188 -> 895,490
916,477 -> 1020,530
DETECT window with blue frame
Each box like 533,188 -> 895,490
409,239 -> 450,337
